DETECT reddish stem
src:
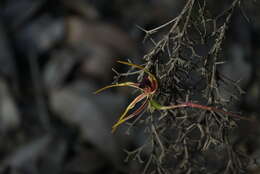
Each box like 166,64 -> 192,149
163,102 -> 251,121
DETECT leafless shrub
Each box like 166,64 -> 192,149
118,0 -> 252,173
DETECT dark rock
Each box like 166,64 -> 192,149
49,81 -> 126,164
0,19 -> 16,80
0,78 -> 20,132
16,14 -> 65,54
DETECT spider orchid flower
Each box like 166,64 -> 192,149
94,61 -> 157,132
95,61 -> 251,133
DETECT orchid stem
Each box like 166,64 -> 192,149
150,100 -> 251,121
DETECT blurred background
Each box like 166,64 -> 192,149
0,0 -> 260,173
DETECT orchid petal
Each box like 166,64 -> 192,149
112,98 -> 149,132
94,82 -> 142,94
117,61 -> 158,89
117,93 -> 147,122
